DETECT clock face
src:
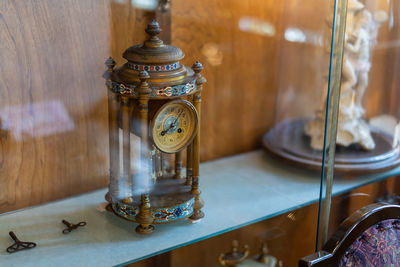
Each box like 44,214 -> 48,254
151,100 -> 198,153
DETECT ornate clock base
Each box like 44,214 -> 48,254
108,179 -> 198,233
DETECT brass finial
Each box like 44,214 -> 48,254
145,20 -> 162,36
144,20 -> 164,48
105,57 -> 116,71
103,57 -> 116,80
192,61 -> 203,74
192,61 -> 206,85
139,70 -> 150,81
136,71 -> 151,95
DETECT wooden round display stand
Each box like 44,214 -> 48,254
262,118 -> 400,176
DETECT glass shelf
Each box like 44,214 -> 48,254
1,150 -> 398,267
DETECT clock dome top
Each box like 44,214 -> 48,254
122,20 -> 184,64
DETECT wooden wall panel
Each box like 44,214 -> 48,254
274,1 -> 332,122
109,1 -> 153,64
0,0 -> 149,213
327,176 -> 400,239
0,0 -> 286,213
1,0 -> 398,216
172,0 -> 285,161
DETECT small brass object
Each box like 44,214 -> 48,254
62,220 -> 86,234
6,231 -> 36,253
257,243 -> 278,266
218,240 -> 250,267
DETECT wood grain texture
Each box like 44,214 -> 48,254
327,176 -> 400,239
128,202 -> 319,267
0,0 -> 149,213
1,0 -> 398,216
0,0 -> 285,213
109,1 -> 153,65
274,0 -> 333,122
171,0 -> 285,161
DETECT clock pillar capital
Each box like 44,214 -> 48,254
192,61 -> 207,85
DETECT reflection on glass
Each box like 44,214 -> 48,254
238,17 -> 275,36
201,43 -> 223,66
0,100 -> 74,140
284,27 -> 324,46
324,0 -> 400,251
262,1 -> 333,171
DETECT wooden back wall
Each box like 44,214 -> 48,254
1,0 -> 397,213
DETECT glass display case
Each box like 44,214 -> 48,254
264,0 -> 400,175
1,0 -> 398,266
263,0 -> 337,171
325,0 -> 400,254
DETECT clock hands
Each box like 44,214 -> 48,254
161,110 -> 183,136
172,110 -> 183,126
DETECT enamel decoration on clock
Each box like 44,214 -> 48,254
104,20 -> 206,234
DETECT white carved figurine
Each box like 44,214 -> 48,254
305,0 -> 388,151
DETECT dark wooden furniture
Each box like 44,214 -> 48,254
299,203 -> 400,267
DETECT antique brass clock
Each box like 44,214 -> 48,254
151,100 -> 198,153
103,20 -> 206,234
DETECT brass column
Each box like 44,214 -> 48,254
135,71 -> 155,234
189,62 -> 206,221
186,95 -> 193,185
105,58 -> 120,203
186,143 -> 193,185
156,150 -> 163,179
174,151 -> 183,179
121,95 -> 132,201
